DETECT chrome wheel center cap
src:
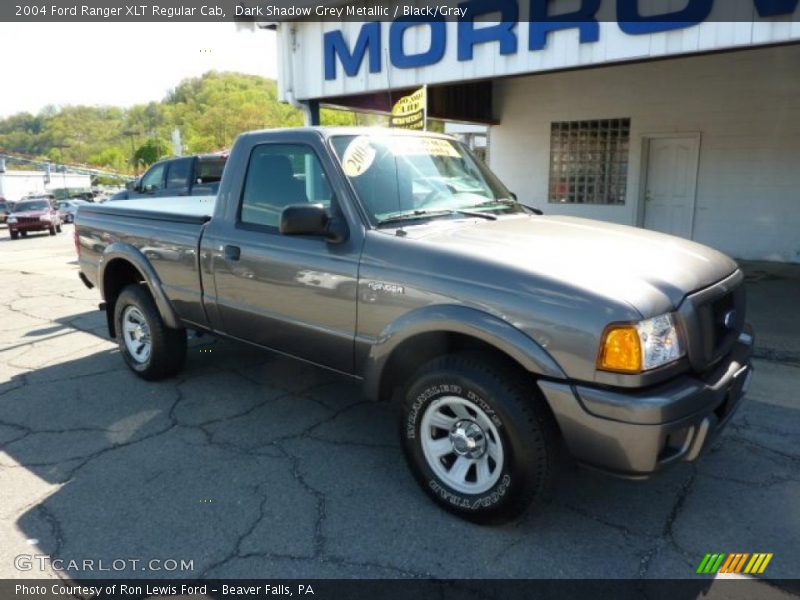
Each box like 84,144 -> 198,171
449,420 -> 487,459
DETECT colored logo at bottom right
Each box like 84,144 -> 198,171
697,553 -> 773,575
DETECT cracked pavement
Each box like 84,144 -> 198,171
0,225 -> 798,586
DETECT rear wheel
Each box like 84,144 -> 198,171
113,284 -> 187,380
400,353 -> 560,524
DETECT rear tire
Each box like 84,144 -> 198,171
113,284 -> 187,380
56,223 -> 62,233
400,353 -> 560,524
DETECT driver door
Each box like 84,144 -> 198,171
206,141 -> 361,373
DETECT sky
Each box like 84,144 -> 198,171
0,23 -> 278,117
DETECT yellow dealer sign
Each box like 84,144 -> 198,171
390,86 -> 427,130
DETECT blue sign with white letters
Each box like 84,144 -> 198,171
324,0 -> 799,80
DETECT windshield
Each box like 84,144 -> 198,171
331,134 -> 523,226
14,200 -> 49,212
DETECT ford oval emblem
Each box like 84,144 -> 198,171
723,310 -> 738,329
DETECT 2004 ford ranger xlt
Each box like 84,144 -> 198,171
75,127 -> 753,523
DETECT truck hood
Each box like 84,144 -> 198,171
402,215 -> 738,316
10,210 -> 48,217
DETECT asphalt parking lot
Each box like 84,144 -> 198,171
0,225 -> 798,586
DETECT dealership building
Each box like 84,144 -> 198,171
270,2 -> 800,263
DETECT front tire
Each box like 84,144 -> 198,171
49,225 -> 56,235
56,223 -> 62,233
10,230 -> 18,240
113,284 -> 187,380
400,353 -> 560,524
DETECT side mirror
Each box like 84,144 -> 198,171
280,204 -> 348,243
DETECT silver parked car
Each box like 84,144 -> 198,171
56,199 -> 90,223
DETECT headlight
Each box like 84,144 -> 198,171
40,214 -> 52,221
598,313 -> 685,373
7,217 -> 17,224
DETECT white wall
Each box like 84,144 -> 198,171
490,44 -> 800,263
0,171 -> 91,201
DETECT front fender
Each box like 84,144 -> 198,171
99,242 -> 181,330
362,304 -> 566,401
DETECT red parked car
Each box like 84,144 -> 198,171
6,198 -> 63,240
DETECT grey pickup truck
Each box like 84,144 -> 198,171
75,127 -> 753,523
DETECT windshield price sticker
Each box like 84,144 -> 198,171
389,137 -> 460,158
341,136 -> 376,177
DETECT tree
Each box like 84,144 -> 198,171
133,138 -> 168,168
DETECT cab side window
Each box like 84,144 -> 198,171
166,158 -> 192,188
140,163 -> 166,192
240,144 -> 333,229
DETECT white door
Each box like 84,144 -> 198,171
642,136 -> 700,239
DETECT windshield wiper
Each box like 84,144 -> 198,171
377,208 -> 496,227
465,197 -> 544,215
469,198 -> 518,208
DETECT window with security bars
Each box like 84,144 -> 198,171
548,118 -> 630,205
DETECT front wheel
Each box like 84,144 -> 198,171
48,225 -> 56,235
400,353 -> 560,524
113,284 -> 187,380
9,230 -> 18,240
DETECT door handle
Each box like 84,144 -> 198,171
223,245 -> 241,261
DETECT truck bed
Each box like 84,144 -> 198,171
76,196 -> 216,328
82,196 -> 217,223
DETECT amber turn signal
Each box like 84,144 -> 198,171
598,325 -> 642,373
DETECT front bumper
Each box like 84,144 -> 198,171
9,222 -> 54,232
538,325 -> 754,477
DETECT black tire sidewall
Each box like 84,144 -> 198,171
114,286 -> 155,374
401,357 -> 550,522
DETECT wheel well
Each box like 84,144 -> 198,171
378,332 -> 535,402
103,259 -> 145,337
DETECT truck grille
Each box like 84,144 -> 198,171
17,217 -> 41,225
679,270 -> 746,372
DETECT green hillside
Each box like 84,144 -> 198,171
0,71 -> 360,174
